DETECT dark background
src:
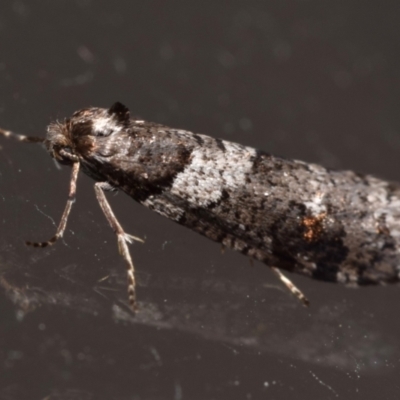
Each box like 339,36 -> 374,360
1,1 -> 400,399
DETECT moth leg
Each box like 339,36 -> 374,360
26,161 -> 80,247
94,182 -> 143,312
271,267 -> 310,307
0,127 -> 45,143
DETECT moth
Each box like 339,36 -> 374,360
1,102 -> 400,311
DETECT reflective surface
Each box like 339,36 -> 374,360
1,1 -> 400,399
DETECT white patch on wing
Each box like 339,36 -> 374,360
354,175 -> 400,265
304,192 -> 326,216
171,138 -> 256,207
367,177 -> 400,238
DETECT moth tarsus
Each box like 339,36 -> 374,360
2,101 -> 400,311
271,267 -> 309,307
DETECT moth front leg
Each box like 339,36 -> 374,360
26,160 -> 80,247
94,182 -> 143,312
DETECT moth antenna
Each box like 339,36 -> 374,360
0,127 -> 45,143
271,267 -> 310,307
26,162 -> 80,247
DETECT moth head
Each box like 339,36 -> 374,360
45,102 -> 131,164
45,119 -> 76,165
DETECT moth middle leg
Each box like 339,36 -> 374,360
94,182 -> 143,312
